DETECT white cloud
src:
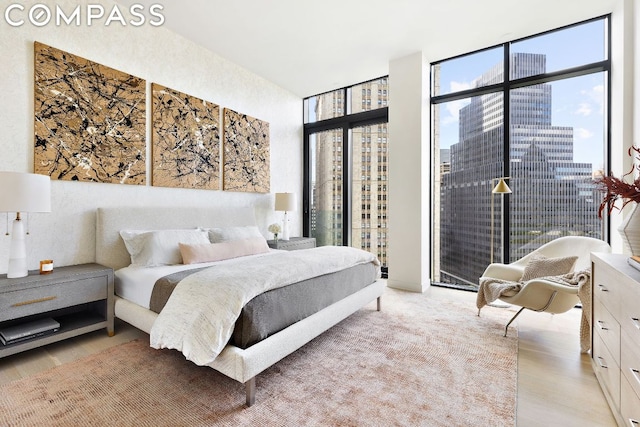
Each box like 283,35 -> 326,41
575,103 -> 592,116
578,84 -> 604,115
575,127 -> 594,140
450,80 -> 473,92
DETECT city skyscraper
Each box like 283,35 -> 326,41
439,53 -> 600,287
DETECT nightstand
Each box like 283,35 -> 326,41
267,237 -> 316,251
0,263 -> 114,358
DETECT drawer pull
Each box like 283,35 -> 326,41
632,317 -> 640,330
597,284 -> 609,292
629,419 -> 639,427
596,356 -> 608,369
11,296 -> 57,307
597,320 -> 609,331
632,368 -> 640,387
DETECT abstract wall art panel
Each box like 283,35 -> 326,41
34,42 -> 146,184
223,108 -> 270,193
152,84 -> 220,190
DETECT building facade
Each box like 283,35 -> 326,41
440,53 -> 600,286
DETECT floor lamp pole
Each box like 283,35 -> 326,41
490,191 -> 495,264
490,177 -> 512,265
500,193 -> 505,264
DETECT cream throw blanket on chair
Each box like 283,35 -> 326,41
477,270 -> 592,353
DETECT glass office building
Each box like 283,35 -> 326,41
439,53 -> 600,287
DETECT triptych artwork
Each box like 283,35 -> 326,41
33,42 -> 270,193
34,41 -> 146,185
151,84 -> 221,190
223,108 -> 270,193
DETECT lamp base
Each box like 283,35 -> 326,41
7,218 -> 28,279
281,211 -> 290,241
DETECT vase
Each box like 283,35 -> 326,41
618,203 -> 640,255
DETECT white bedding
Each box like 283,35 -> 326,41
150,246 -> 380,366
115,250 -> 281,308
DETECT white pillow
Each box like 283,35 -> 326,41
179,237 -> 270,264
120,229 -> 210,267
205,225 -> 264,243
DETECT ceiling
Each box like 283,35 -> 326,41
117,0 -> 618,98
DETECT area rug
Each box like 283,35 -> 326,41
0,289 -> 517,426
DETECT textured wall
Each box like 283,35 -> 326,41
0,0 -> 302,274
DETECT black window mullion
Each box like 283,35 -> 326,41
342,123 -> 350,246
502,42 -> 511,264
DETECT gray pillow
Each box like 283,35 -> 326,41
520,255 -> 578,282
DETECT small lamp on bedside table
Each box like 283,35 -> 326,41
275,192 -> 296,241
0,172 -> 51,278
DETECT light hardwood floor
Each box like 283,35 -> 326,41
0,285 -> 616,426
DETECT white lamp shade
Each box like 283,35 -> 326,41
0,172 -> 51,213
275,193 -> 296,212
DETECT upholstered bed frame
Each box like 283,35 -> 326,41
95,206 -> 385,406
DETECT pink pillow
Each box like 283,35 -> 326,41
179,237 -> 269,264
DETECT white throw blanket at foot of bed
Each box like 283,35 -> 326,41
150,246 -> 380,365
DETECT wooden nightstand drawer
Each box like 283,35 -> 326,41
0,276 -> 107,322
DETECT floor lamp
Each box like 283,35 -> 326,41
490,177 -> 512,264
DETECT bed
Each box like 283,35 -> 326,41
95,206 -> 385,406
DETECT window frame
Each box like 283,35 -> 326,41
303,78 -> 389,247
430,15 -> 611,265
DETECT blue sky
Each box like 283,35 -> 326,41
435,18 -> 606,171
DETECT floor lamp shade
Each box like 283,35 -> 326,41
492,178 -> 512,194
0,172 -> 52,278
490,177 -> 511,264
275,193 -> 296,240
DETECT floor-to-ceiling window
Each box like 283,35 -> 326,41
303,77 -> 389,272
431,16 -> 610,289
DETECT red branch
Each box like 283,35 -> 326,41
596,146 -> 640,217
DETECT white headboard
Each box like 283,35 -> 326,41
96,206 -> 258,271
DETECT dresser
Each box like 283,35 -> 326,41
591,253 -> 640,427
0,263 -> 114,358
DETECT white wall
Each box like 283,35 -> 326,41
0,0 -> 302,274
388,52 -> 430,292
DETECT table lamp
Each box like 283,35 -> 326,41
275,192 -> 296,241
0,172 -> 51,278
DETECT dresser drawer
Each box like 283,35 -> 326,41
621,376 -> 640,427
592,263 -> 621,315
621,328 -> 640,403
0,276 -> 108,322
594,297 -> 621,363
593,330 -> 621,410
620,278 -> 640,344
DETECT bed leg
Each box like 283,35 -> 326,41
245,377 -> 256,407
377,296 -> 382,311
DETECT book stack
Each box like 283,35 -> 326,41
627,255 -> 640,273
0,318 -> 60,345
